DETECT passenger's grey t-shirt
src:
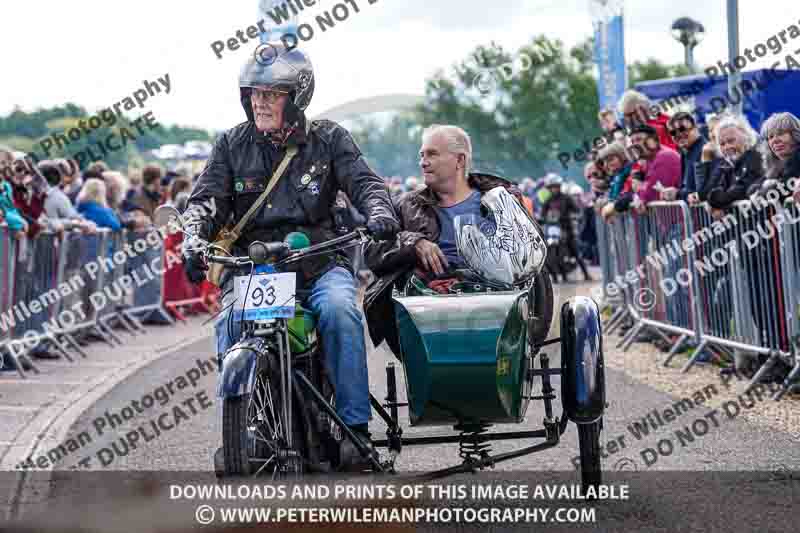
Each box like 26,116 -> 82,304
434,189 -> 483,269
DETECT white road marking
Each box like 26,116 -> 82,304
0,380 -> 84,386
0,405 -> 39,412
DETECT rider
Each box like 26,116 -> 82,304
182,43 -> 399,467
363,124 -> 535,353
540,174 -> 592,283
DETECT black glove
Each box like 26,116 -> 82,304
183,251 -> 208,284
366,216 -> 400,241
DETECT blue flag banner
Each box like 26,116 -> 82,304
590,0 -> 627,112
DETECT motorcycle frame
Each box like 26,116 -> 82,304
367,345 -> 571,478
243,325 -> 583,478
210,227 -> 604,477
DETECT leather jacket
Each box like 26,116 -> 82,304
541,191 -> 580,238
363,173 -> 531,352
185,116 -> 396,287
701,148 -> 764,209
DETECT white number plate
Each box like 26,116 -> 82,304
234,272 -> 296,320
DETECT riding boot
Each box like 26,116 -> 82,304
338,425 -> 377,472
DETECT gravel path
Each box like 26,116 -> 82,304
592,278 -> 800,443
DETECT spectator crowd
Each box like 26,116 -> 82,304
0,149 -> 217,368
0,150 -> 197,241
3,89 -> 800,386
585,89 -> 800,385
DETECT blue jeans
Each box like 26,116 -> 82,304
215,266 -> 371,426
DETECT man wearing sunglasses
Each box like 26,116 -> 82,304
183,43 -> 399,470
660,112 -> 707,202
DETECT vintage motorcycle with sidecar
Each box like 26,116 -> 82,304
155,189 -> 604,489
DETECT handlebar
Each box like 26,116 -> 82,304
205,254 -> 251,267
203,228 -> 369,267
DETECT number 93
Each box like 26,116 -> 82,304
251,285 -> 276,306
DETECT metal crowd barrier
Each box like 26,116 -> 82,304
594,212 -> 616,312
0,226 -> 178,378
53,229 -> 120,348
1,229 -> 111,376
614,202 -> 695,356
775,199 -> 800,399
14,231 -> 75,362
97,230 -> 146,336
124,229 -> 174,325
598,198 -> 800,400
603,215 -> 637,336
0,224 -> 21,374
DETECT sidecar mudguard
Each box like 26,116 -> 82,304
216,338 -> 262,399
560,296 -> 605,424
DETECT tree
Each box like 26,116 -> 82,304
0,104 -> 214,170
415,36 -> 600,180
349,115 -> 421,178
349,37 -> 692,183
628,59 -> 691,87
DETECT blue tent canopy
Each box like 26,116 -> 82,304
634,69 -> 800,132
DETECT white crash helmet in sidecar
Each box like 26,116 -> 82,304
454,186 -> 547,287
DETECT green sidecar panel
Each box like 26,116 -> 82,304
393,291 -> 532,426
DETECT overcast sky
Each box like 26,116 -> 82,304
1,0 -> 798,132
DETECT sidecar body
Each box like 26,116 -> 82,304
391,284 -> 605,428
386,186 -> 605,433
393,291 -> 532,426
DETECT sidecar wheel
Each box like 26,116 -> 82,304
577,419 -> 602,491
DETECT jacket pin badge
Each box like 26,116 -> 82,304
301,174 -> 312,186
235,182 -> 244,192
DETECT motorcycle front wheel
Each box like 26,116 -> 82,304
221,354 -> 306,477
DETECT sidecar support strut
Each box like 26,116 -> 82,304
293,370 -> 385,473
414,418 -> 562,480
373,428 -> 550,447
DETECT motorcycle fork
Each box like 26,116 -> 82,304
253,319 -> 295,450
275,320 -> 293,449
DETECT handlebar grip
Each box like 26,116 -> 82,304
206,255 -> 240,266
249,241 -> 290,264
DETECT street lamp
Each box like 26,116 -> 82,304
671,17 -> 706,73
